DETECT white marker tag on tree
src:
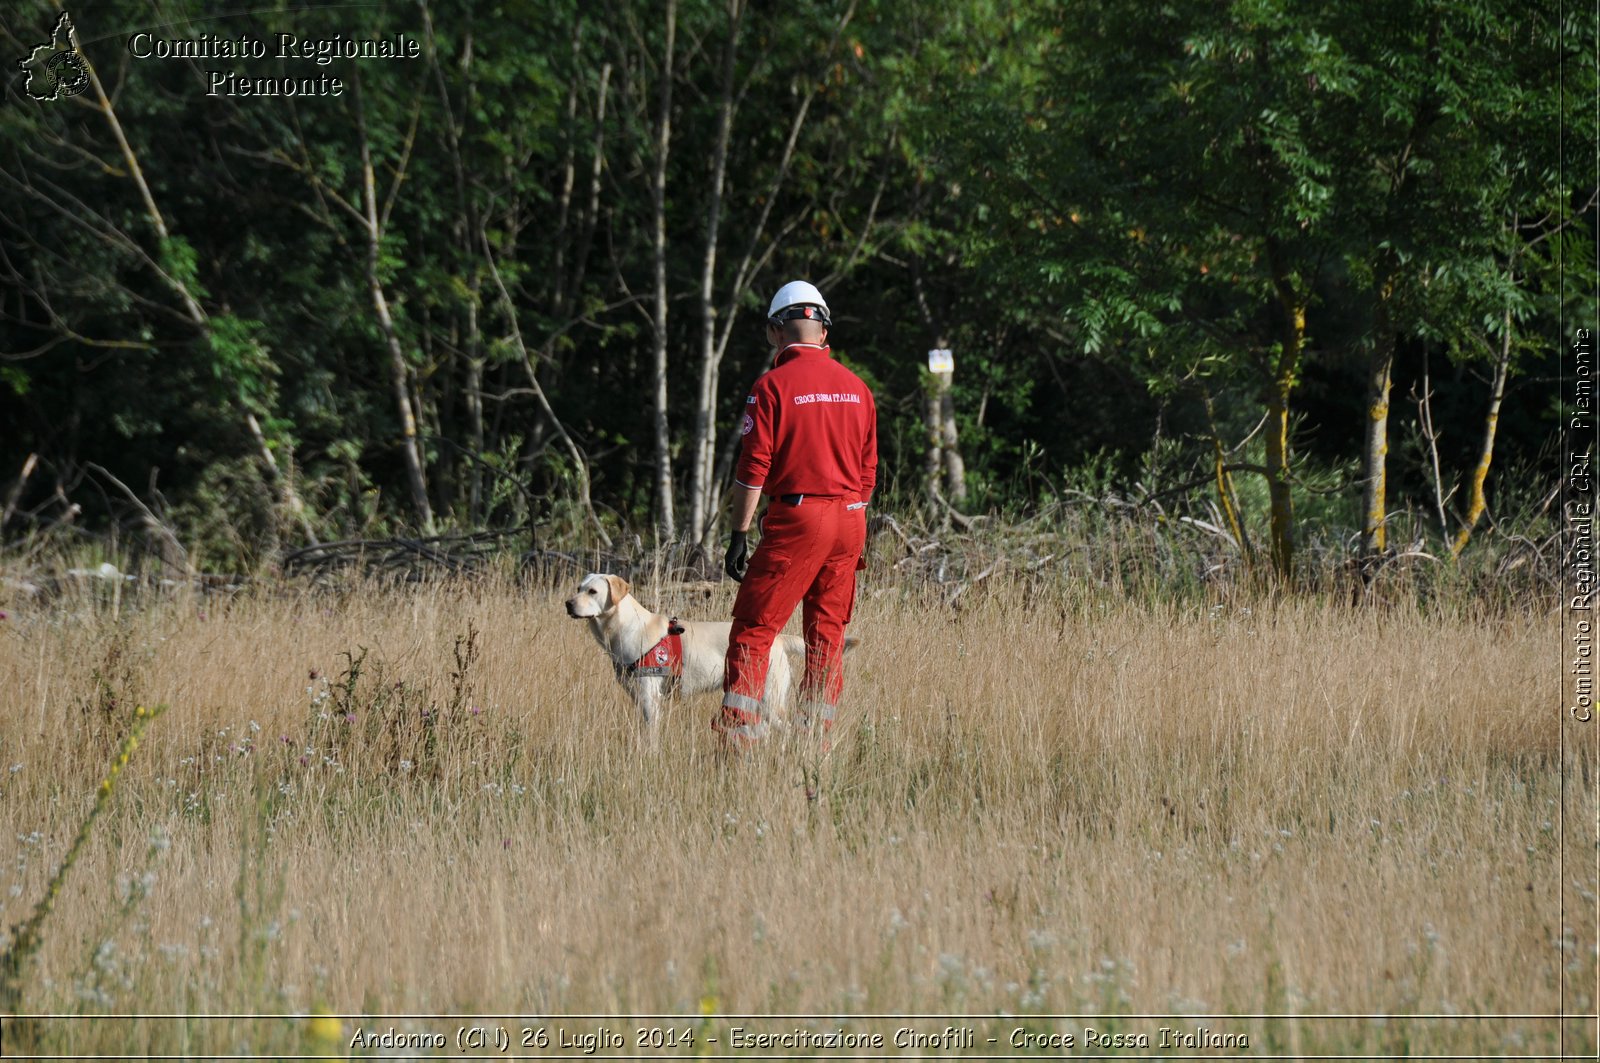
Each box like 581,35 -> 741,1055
928,349 -> 954,373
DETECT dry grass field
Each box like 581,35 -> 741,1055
0,562 -> 1593,1058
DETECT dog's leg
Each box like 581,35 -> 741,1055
763,647 -> 792,720
634,676 -> 664,728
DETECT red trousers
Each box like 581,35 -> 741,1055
717,495 -> 866,745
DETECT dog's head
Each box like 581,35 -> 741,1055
564,573 -> 630,619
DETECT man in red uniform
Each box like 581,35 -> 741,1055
717,280 -> 878,752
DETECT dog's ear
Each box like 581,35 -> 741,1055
605,574 -> 630,605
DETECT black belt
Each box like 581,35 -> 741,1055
779,493 -> 854,506
780,493 -> 843,505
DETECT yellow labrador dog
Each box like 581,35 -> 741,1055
564,573 -> 800,728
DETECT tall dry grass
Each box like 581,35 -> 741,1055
0,564 -> 1590,1057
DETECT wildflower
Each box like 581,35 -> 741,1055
306,1008 -> 343,1050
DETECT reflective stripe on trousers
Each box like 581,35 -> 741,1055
722,494 -> 864,747
796,698 -> 837,732
713,692 -> 770,745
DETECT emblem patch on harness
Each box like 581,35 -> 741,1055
627,620 -> 686,679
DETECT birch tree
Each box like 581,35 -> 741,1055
1000,0 -> 1352,578
352,74 -> 434,533
0,11 -> 319,547
681,0 -> 862,545
648,0 -> 679,538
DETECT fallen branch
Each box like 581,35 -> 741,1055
946,559 -> 1001,609
0,452 -> 37,534
83,462 -> 189,574
281,525 -> 533,577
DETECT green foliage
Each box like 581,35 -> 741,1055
158,236 -> 204,300
207,314 -> 277,410
0,0 -> 1580,572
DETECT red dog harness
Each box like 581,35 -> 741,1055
625,618 -> 686,679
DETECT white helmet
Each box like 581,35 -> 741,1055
767,280 -> 831,326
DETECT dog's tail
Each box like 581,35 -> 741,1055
779,634 -> 861,656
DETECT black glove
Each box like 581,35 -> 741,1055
724,530 -> 749,583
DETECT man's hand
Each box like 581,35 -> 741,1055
724,530 -> 749,582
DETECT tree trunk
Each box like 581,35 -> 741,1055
423,311 -> 454,512
709,362 -> 770,536
356,83 -> 434,534
371,269 -> 434,534
649,0 -> 679,539
1450,304 -> 1512,558
551,23 -> 583,322
465,293 -> 485,523
1360,17 -> 1442,557
1265,302 -> 1304,580
939,379 -> 966,506
912,257 -> 967,515
924,372 -> 945,511
1360,280 -> 1397,556
481,233 -> 611,548
569,63 -> 611,320
691,4 -> 848,545
687,0 -> 743,546
422,0 -> 483,526
1200,389 -> 1252,563
81,49 -> 317,544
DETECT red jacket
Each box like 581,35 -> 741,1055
734,344 -> 877,500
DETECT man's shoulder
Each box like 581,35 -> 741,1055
829,358 -> 874,398
763,352 -> 873,395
